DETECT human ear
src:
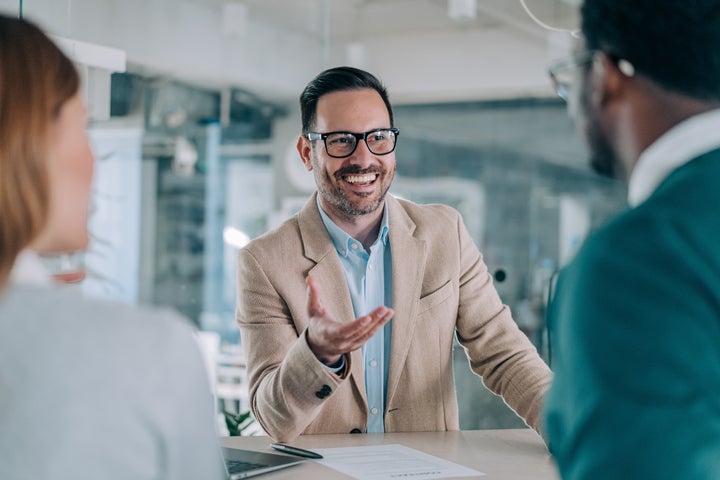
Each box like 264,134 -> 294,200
296,136 -> 313,171
591,52 -> 627,108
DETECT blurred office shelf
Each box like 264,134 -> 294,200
150,163 -> 207,323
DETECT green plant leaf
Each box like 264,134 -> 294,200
222,409 -> 255,436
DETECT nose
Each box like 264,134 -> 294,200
349,137 -> 376,167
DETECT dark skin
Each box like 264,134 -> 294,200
586,52 -> 720,180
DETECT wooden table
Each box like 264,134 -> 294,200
221,429 -> 559,479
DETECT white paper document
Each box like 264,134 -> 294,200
313,444 -> 485,480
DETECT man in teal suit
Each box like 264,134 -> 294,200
543,0 -> 720,478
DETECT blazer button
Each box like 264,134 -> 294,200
315,384 -> 332,399
350,428 -> 362,434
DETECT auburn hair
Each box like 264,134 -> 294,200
0,15 -> 79,289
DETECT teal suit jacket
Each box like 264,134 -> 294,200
544,150 -> 720,478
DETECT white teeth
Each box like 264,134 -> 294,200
345,173 -> 377,183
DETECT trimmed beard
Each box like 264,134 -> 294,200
315,163 -> 394,217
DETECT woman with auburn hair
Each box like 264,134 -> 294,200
0,15 -> 225,480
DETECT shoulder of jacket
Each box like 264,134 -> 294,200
393,197 -> 461,227
242,214 -> 301,253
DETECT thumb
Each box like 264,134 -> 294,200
306,275 -> 326,317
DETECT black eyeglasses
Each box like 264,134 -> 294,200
548,50 -> 636,101
305,128 -> 400,158
548,50 -> 597,100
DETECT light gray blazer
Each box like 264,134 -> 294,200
0,284 -> 225,480
237,193 -> 552,442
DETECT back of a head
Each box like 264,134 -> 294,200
581,0 -> 720,102
299,66 -> 394,133
0,15 -> 79,288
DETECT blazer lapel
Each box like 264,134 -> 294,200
385,196 -> 427,406
298,193 -> 368,406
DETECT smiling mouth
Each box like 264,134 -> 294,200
343,173 -> 378,184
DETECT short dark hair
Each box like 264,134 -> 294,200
299,66 -> 394,133
582,0 -> 720,101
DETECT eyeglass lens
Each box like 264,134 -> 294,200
551,68 -> 575,100
325,129 -> 397,157
549,52 -> 596,100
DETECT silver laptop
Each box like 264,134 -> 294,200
223,447 -> 304,479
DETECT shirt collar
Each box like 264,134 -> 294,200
10,250 -> 54,287
316,195 -> 390,257
628,108 -> 720,207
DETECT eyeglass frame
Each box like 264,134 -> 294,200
548,50 -> 636,100
305,127 -> 400,158
548,50 -> 597,100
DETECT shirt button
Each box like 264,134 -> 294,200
369,360 -> 377,367
351,243 -> 359,250
368,263 -> 374,270
371,407 -> 378,415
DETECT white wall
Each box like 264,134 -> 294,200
0,0 -> 323,100
0,0 -> 570,103
352,28 -> 558,104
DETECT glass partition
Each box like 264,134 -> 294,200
82,69 -> 629,429
3,0 -> 627,430
391,99 -> 627,428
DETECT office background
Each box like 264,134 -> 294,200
1,0 -> 626,430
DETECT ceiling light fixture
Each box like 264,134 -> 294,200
519,0 -> 580,36
448,0 -> 477,21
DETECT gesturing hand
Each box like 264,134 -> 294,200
305,275 -> 394,367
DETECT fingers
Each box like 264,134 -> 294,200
337,306 -> 394,339
307,303 -> 394,364
355,307 -> 394,344
331,306 -> 394,351
305,274 -> 395,363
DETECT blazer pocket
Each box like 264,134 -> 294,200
417,280 -> 453,315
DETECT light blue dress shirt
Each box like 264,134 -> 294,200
317,197 -> 393,433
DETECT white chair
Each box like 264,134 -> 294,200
195,330 -> 221,409
215,346 -> 249,415
195,333 -> 259,435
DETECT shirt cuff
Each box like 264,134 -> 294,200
323,355 -> 346,374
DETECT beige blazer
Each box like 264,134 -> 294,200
236,193 -> 552,442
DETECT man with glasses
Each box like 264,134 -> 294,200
236,66 -> 552,442
543,1 -> 720,478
